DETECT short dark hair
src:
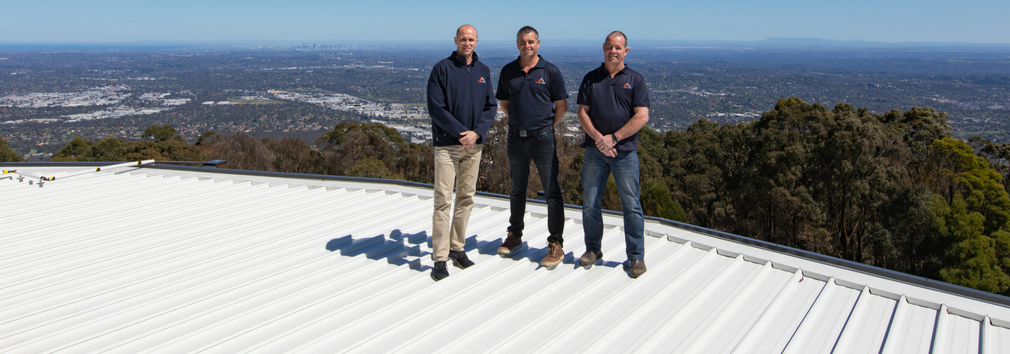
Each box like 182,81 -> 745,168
607,31 -> 628,47
517,26 -> 539,41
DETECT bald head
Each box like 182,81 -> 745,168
456,24 -> 478,39
454,24 -> 479,62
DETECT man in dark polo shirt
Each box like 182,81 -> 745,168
495,26 -> 568,269
576,31 -> 650,278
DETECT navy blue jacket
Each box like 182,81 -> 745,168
427,51 -> 497,146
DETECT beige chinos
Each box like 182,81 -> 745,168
431,144 -> 482,262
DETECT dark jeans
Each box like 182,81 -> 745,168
507,127 -> 565,246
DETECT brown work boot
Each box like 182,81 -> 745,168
497,231 -> 522,256
579,251 -> 602,268
540,242 -> 563,268
629,259 -> 647,278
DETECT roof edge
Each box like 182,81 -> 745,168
654,218 -> 1010,309
135,163 -> 576,208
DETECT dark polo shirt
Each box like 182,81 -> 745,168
496,55 -> 568,130
577,64 -> 650,151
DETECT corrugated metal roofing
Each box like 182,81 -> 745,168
3,162 -> 1010,353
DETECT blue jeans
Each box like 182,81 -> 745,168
507,127 -> 565,245
582,147 -> 645,260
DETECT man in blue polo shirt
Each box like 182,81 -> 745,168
576,31 -> 651,278
495,26 -> 568,269
426,24 -> 497,281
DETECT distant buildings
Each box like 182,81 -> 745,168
272,89 -> 432,142
0,86 -> 130,108
2,86 -> 440,143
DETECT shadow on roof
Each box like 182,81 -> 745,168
324,229 -> 623,274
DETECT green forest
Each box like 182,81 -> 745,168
4,98 -> 1010,296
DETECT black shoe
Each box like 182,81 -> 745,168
431,261 -> 449,281
448,250 -> 474,269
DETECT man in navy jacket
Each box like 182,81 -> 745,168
426,24 -> 497,281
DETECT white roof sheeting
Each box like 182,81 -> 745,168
2,162 -> 1010,353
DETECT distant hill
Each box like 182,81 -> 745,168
759,37 -> 1010,48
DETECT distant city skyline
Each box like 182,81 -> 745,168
1,0 -> 1008,44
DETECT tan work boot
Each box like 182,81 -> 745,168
629,259 -> 647,278
579,251 -> 602,268
540,242 -> 563,268
497,231 -> 522,256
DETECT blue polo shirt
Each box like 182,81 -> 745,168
495,55 -> 568,130
577,64 -> 650,151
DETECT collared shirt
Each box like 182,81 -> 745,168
577,63 -> 650,151
495,55 -> 568,130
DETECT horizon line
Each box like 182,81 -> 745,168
2,37 -> 1010,47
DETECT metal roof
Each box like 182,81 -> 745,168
2,162 -> 1010,353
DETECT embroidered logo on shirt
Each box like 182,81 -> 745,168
535,78 -> 546,85
478,77 -> 486,83
622,83 -> 632,89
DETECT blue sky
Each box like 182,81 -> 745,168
2,0 -> 1008,44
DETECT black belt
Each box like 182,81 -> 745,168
514,126 -> 553,138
